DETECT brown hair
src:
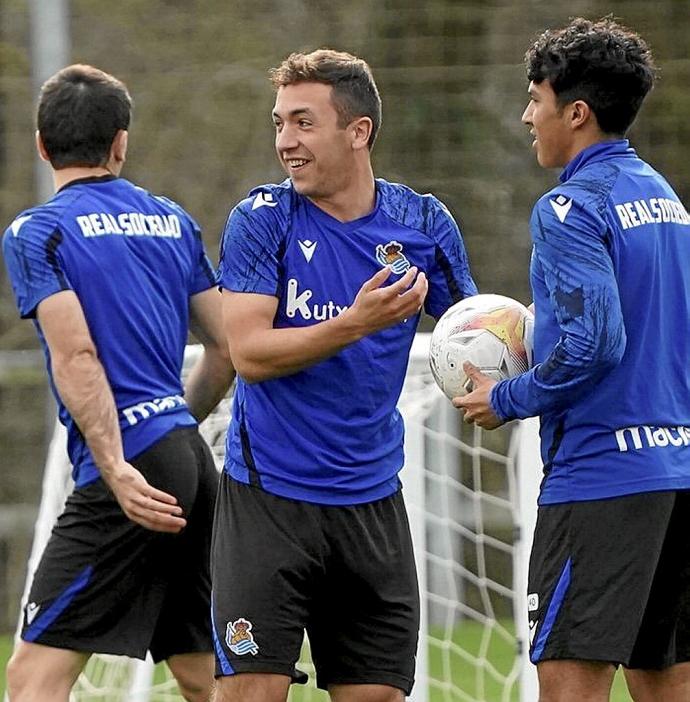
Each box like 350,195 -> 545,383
270,49 -> 381,148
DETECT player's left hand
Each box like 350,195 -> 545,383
453,362 -> 504,430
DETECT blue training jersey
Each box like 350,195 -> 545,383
2,176 -> 216,487
218,178 -> 477,504
491,140 -> 690,504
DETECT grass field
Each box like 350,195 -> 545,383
0,631 -> 634,700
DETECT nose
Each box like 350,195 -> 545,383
521,103 -> 533,125
276,123 -> 298,152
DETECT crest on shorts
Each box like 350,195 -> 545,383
375,240 -> 410,275
226,617 -> 259,656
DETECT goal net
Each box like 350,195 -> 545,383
11,333 -> 540,702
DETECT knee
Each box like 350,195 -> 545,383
168,654 -> 214,702
6,651 -> 24,700
174,671 -> 213,702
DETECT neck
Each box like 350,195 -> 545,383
308,161 -> 376,223
52,166 -> 113,192
564,128 -> 618,165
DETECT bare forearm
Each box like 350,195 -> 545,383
185,348 -> 235,422
52,349 -> 124,476
235,310 -> 366,383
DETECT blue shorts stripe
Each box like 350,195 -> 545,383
23,565 -> 93,642
211,590 -> 234,675
531,557 -> 572,663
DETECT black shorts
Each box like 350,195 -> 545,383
528,490 -> 690,669
21,425 -> 219,663
211,475 -> 420,694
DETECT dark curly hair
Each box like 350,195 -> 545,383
269,49 -> 381,149
525,17 -> 657,136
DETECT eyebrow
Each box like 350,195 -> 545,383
271,107 -> 315,120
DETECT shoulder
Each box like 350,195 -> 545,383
3,197 -> 72,251
230,180 -> 293,222
129,181 -> 201,232
534,168 -> 617,237
376,178 -> 457,239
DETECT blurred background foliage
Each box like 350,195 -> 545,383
0,0 -> 688,632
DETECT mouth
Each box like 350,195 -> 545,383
284,157 -> 310,172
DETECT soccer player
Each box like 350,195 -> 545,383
2,65 -> 234,702
456,17 -> 690,702
212,49 -> 477,702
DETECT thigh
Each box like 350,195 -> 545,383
528,492 -> 676,666
628,490 -> 690,669
150,431 -> 219,662
7,640 -> 89,698
22,427 -> 214,659
308,490 -> 419,695
21,476 -> 166,657
211,475 -> 318,682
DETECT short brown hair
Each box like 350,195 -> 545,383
38,64 -> 132,169
269,49 -> 382,148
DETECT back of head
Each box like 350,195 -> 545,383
38,64 -> 132,169
269,49 -> 382,148
525,17 -> 656,136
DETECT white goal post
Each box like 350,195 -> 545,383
11,333 -> 541,702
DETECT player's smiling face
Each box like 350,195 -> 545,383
272,82 -> 354,199
522,80 -> 573,169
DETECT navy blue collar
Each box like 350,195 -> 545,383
560,140 -> 636,183
58,174 -> 118,193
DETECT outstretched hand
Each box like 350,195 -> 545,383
348,265 -> 428,334
453,362 -> 504,430
104,462 -> 187,533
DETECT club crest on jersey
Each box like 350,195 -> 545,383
376,240 -> 410,274
226,618 -> 259,656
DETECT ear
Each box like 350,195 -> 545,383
568,100 -> 592,131
349,116 -> 373,151
111,129 -> 128,165
35,131 -> 50,163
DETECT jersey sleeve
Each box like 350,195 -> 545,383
425,197 -> 478,319
491,195 -> 626,421
2,215 -> 72,319
187,217 -> 217,295
217,198 -> 284,296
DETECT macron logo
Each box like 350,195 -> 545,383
251,192 -> 278,210
26,602 -> 40,625
549,195 -> 573,223
11,215 -> 32,236
298,239 -> 317,262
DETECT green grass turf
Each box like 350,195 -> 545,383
0,629 -> 633,701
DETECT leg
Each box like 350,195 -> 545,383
151,431 -> 219,702
210,477 -> 316,683
624,661 -> 690,701
329,683 -> 405,702
167,652 -> 214,702
211,672 -> 290,702
6,640 -> 88,702
308,492 -> 418,697
537,660 -> 615,702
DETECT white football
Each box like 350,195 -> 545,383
429,294 -> 534,399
